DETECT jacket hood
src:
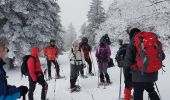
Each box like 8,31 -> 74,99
0,58 -> 6,67
31,47 -> 39,57
129,28 -> 141,40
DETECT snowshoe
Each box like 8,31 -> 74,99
98,82 -> 105,86
46,77 -> 52,81
70,87 -> 80,93
80,75 -> 88,78
75,85 -> 81,89
55,75 -> 65,79
88,73 -> 94,76
105,81 -> 112,86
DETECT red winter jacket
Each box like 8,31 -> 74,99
43,46 -> 60,61
27,47 -> 42,82
79,43 -> 91,59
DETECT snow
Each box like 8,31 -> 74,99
6,46 -> 170,100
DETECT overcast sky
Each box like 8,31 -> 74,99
58,0 -> 113,33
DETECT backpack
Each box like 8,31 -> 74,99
21,55 -> 35,76
108,58 -> 114,68
96,45 -> 109,61
115,44 -> 128,67
133,32 -> 165,74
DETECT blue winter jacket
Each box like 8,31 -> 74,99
0,58 -> 20,100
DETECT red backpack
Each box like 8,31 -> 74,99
133,32 -> 164,73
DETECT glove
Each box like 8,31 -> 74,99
82,64 -> 86,68
18,86 -> 28,98
117,61 -> 124,68
32,80 -> 37,84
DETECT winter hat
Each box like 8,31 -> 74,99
50,39 -> 55,43
72,40 -> 79,48
129,28 -> 141,40
118,39 -> 123,45
82,37 -> 88,43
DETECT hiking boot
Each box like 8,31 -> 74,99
70,87 -> 80,93
75,85 -> 81,89
104,81 -> 112,85
98,82 -> 105,86
47,77 -> 52,81
89,72 -> 94,76
55,75 -> 65,79
80,75 -> 88,78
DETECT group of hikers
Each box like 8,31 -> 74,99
0,27 -> 166,100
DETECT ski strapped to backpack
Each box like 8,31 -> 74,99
133,32 -> 165,74
21,55 -> 36,77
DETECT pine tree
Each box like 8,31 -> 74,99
86,0 -> 106,45
64,23 -> 77,50
80,23 -> 87,35
0,0 -> 63,65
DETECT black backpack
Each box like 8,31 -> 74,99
115,44 -> 128,67
108,58 -> 114,68
21,55 -> 35,76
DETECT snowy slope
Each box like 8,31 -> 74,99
6,46 -> 170,100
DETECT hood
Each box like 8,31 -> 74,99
0,58 -> 6,67
31,47 -> 39,57
129,28 -> 141,40
82,37 -> 88,44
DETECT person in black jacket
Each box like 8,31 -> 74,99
0,36 -> 28,100
123,28 -> 164,100
115,39 -> 133,100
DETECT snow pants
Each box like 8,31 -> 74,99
47,60 -> 60,77
133,82 -> 160,100
98,62 -> 110,83
70,64 -> 82,88
28,74 -> 48,100
85,58 -> 92,73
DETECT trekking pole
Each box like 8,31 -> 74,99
53,72 -> 57,100
97,70 -> 100,88
104,80 -> 106,89
154,82 -> 162,100
90,52 -> 96,76
119,67 -> 123,99
23,95 -> 25,100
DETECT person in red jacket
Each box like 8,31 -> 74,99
27,47 -> 48,100
44,39 -> 61,80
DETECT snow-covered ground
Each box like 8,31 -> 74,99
6,46 -> 170,100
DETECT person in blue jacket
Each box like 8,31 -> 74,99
0,36 -> 28,100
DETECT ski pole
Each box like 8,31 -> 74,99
22,95 -> 25,100
90,52 -> 96,75
97,70 -> 100,88
119,68 -> 123,99
154,82 -> 162,100
54,72 -> 57,99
